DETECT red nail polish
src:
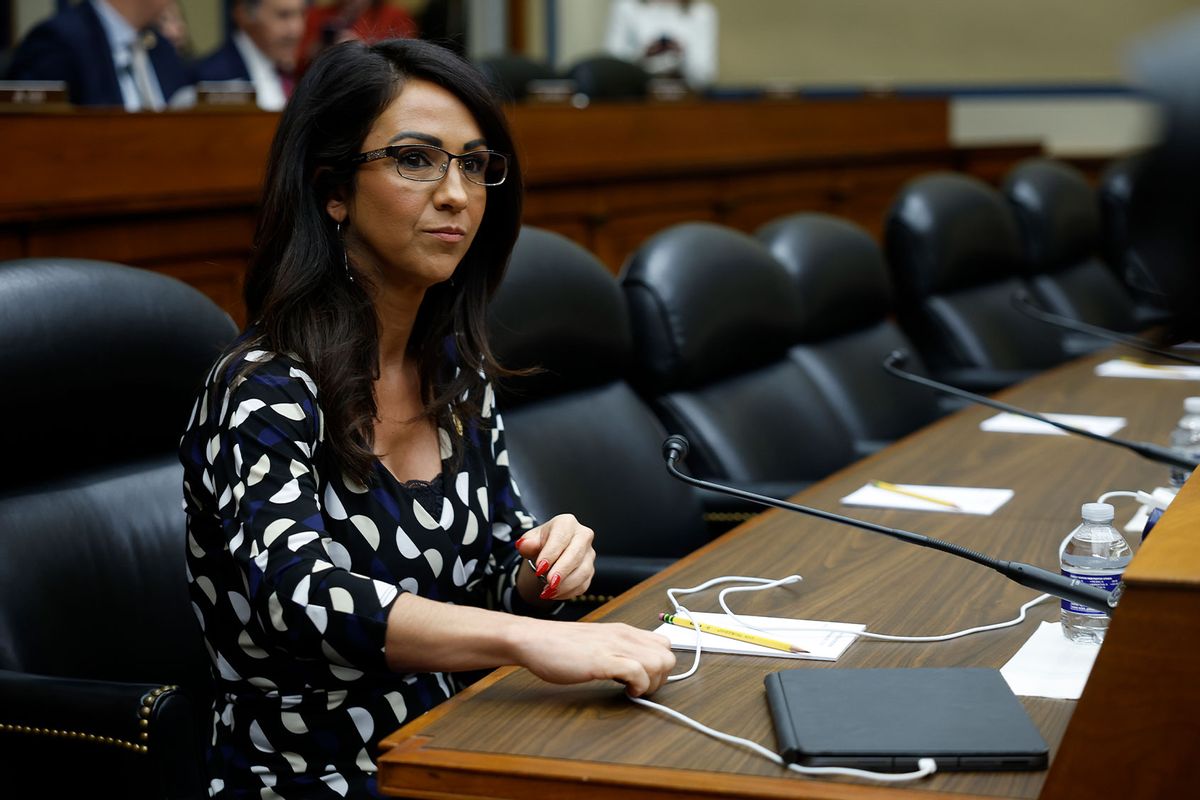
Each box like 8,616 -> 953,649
535,560 -> 550,577
539,585 -> 556,600
514,535 -> 526,549
548,574 -> 562,591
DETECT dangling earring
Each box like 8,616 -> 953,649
337,222 -> 354,283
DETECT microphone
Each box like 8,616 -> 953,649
661,436 -> 1118,614
883,350 -> 1198,471
1012,290 -> 1199,366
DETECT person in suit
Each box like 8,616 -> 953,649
193,0 -> 305,111
5,0 -> 193,110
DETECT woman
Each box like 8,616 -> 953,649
180,39 -> 674,798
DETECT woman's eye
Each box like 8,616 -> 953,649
397,149 -> 434,169
461,155 -> 487,174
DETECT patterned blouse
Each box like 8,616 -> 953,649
180,344 -> 546,798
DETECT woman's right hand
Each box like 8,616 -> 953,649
511,619 -> 676,697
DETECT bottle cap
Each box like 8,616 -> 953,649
1081,502 -> 1115,523
1185,397 -> 1200,414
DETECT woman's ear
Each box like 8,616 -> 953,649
325,186 -> 349,225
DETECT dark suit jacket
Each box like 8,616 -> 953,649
193,39 -> 251,83
5,1 -> 192,107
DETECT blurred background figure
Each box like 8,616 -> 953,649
156,0 -> 192,59
298,0 -> 418,74
5,0 -> 194,109
605,0 -> 717,89
1125,11 -> 1200,341
194,0 -> 305,110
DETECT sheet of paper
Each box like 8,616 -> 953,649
1123,487 -> 1177,535
980,411 -> 1126,437
1000,621 -> 1100,699
653,612 -> 864,661
1094,358 -> 1200,381
840,483 -> 1014,515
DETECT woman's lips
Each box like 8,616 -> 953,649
426,228 -> 466,242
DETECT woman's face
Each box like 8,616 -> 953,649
329,78 -> 488,294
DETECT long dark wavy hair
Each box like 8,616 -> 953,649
235,38 -> 524,485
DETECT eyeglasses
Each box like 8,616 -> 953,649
349,144 -> 509,186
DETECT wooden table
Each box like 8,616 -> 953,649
378,348 -> 1200,799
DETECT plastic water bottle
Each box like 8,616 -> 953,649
1168,397 -> 1200,489
1060,502 -> 1131,644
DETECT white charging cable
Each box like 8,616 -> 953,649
1099,489 -> 1171,512
629,574 -> 1052,783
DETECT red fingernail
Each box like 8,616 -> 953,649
515,535 -> 526,549
539,585 -> 557,600
548,574 -> 562,591
535,560 -> 550,577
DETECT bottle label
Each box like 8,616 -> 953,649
1060,568 -> 1121,615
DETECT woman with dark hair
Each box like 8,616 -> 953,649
180,38 -> 674,798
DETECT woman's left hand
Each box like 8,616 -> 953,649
514,514 -> 595,602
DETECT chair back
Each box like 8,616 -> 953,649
622,222 -> 857,495
757,213 -> 940,454
885,173 -> 1067,389
565,55 -> 649,100
1003,158 -> 1140,333
1098,155 -> 1172,325
476,54 -> 559,101
488,227 -> 707,597
0,258 -> 237,798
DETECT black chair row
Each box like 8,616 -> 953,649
885,157 -> 1160,393
489,219 -> 944,608
476,53 -> 651,101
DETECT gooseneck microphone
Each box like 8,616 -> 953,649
1012,290 -> 1199,366
662,435 -> 1118,614
883,350 -> 1198,471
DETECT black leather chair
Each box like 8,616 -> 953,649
1003,158 -> 1142,347
885,172 -> 1068,393
1098,155 -> 1172,326
622,222 -> 859,499
756,213 -> 942,456
0,258 -> 238,799
476,54 -> 561,102
487,227 -> 708,605
564,55 -> 649,100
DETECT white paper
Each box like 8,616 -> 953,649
1000,621 -> 1100,699
1094,358 -> 1200,381
654,612 -> 864,661
980,412 -> 1126,437
840,482 -> 1014,515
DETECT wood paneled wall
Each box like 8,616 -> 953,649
0,99 -> 1039,325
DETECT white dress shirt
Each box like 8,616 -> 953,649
232,30 -> 287,111
91,0 -> 166,111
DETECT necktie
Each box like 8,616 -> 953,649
278,69 -> 296,100
129,34 -> 163,111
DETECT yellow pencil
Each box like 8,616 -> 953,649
658,613 -> 808,654
870,480 -> 963,511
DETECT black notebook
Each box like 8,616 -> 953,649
764,668 -> 1048,772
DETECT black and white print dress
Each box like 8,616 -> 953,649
179,345 -> 547,798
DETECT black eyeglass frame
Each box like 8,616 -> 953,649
348,144 -> 509,187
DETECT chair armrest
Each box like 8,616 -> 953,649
0,669 -> 207,799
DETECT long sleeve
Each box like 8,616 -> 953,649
186,351 -> 401,674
